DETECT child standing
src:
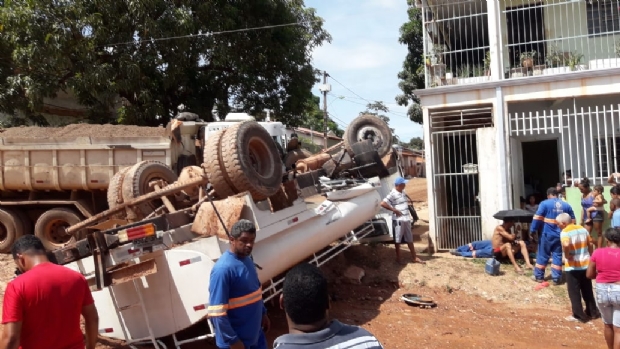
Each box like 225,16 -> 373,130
585,185 -> 607,224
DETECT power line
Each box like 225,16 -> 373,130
103,21 -> 319,48
328,92 -> 410,119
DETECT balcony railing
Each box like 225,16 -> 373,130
422,0 -> 620,89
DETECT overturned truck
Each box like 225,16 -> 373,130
50,114 -> 400,348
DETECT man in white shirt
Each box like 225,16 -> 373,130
380,177 -> 425,264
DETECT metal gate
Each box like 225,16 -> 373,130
429,107 -> 493,250
431,130 -> 482,249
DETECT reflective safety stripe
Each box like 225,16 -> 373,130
533,215 -> 544,221
543,218 -> 557,224
228,288 -> 262,310
535,264 -> 546,269
206,304 -> 228,317
99,328 -> 114,334
551,264 -> 563,270
179,256 -> 202,267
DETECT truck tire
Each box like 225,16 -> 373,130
107,166 -> 132,218
122,161 -> 178,219
0,209 -> 24,253
344,114 -> 393,158
284,149 -> 313,170
203,129 -> 236,199
34,208 -> 83,251
220,121 -> 284,201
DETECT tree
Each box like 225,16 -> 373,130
360,101 -> 396,143
291,94 -> 343,137
395,0 -> 424,124
0,0 -> 330,126
408,137 -> 424,150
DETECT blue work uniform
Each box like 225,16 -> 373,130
530,198 -> 575,282
208,251 -> 267,349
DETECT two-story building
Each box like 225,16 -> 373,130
417,0 -> 620,250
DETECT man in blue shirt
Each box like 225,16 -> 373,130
208,219 -> 270,349
530,187 -> 576,285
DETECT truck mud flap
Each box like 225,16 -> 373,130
351,151 -> 390,178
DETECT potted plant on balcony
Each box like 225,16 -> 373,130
457,64 -> 472,85
484,50 -> 491,76
543,47 -> 570,75
568,52 -> 586,71
430,46 -> 446,78
520,51 -> 537,68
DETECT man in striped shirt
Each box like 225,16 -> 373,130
274,263 -> 383,349
558,213 -> 600,322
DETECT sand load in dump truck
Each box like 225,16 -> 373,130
0,112 -> 314,252
49,114 -> 397,348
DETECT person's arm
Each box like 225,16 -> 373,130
497,229 -> 516,242
586,252 -> 597,280
567,205 -> 577,225
560,232 -> 572,260
608,173 -> 620,185
82,304 -> 98,349
530,203 -> 546,233
381,195 -> 402,217
0,322 -> 21,349
0,283 -> 22,349
208,268 -> 243,349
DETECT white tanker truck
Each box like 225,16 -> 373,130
48,114 -> 400,348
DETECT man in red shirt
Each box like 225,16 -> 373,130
0,235 -> 99,349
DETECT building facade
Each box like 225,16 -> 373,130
417,0 -> 620,250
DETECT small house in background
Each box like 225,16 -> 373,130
284,127 -> 343,153
397,146 -> 426,178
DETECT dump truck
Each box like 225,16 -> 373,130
48,114 -> 398,348
0,112 -> 315,252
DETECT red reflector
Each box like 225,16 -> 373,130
99,328 -> 114,333
36,180 -> 44,183
91,180 -> 99,183
292,217 -> 298,223
128,248 -> 140,254
179,259 -> 190,266
193,304 -> 206,311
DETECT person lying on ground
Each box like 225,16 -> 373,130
492,218 -> 534,274
274,263 -> 384,349
585,184 -> 607,224
450,240 -> 493,258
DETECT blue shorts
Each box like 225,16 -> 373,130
596,283 -> 620,327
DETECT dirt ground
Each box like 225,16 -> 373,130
0,178 -> 608,348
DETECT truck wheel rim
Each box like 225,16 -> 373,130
45,219 -> 72,245
358,126 -> 384,149
248,137 -> 274,179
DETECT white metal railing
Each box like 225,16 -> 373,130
509,103 -> 620,185
502,0 -> 620,79
421,0 -> 620,88
423,0 -> 491,88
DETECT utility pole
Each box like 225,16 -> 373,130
319,71 -> 331,151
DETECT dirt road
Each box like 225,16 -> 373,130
0,178 -> 608,348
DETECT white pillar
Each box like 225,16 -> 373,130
423,107 -> 437,252
495,87 -> 510,210
487,0 -> 504,81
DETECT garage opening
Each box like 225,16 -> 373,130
521,140 -> 560,203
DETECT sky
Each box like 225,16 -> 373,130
305,0 -> 424,142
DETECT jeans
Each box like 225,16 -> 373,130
596,283 -> 620,327
565,270 -> 599,321
455,240 -> 493,258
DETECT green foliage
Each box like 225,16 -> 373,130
0,0 -> 330,126
407,136 -> 424,150
395,0 -> 424,125
292,94 -> 343,137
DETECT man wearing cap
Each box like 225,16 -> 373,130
208,219 -> 270,349
380,176 -> 425,264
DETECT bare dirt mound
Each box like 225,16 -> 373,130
0,124 -> 167,139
